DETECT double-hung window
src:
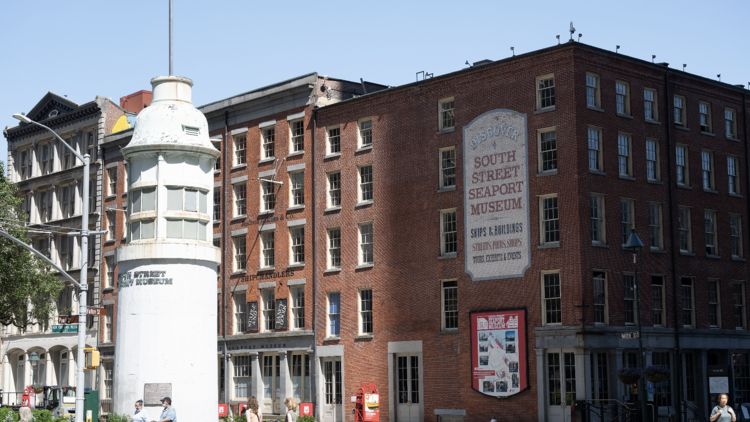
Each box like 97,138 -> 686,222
649,203 -> 663,250
705,210 -> 718,256
586,73 -> 600,108
327,127 -> 340,155
617,134 -> 632,176
234,135 -> 246,166
728,156 -> 740,194
441,280 -> 458,330
652,276 -> 665,326
440,209 -> 457,256
234,184 -> 247,216
542,273 -> 561,325
538,129 -> 557,173
676,145 -> 689,185
702,150 -> 715,190
327,228 -> 341,269
682,278 -> 695,327
291,287 -> 305,330
290,227 -> 304,265
233,236 -> 246,271
646,139 -> 660,181
709,280 -> 721,328
212,139 -> 222,170
593,271 -> 607,324
536,75 -> 555,110
290,171 -> 304,206
261,231 -> 274,269
674,96 -> 686,127
359,222 -> 373,265
620,199 -> 635,246
107,211 -> 116,241
261,178 -> 276,212
359,119 -> 372,147
262,127 -> 275,159
440,148 -> 456,188
438,98 -> 455,131
86,130 -> 97,161
644,89 -> 658,121
541,195 -> 560,245
624,274 -> 635,324
39,191 -> 52,222
590,195 -> 605,244
616,81 -> 630,115
261,289 -> 275,332
40,143 -> 54,175
290,120 -> 304,153
108,168 -> 117,196
327,172 -> 341,208
233,355 -> 250,399
699,102 -> 712,133
735,282 -> 746,329
358,165 -> 373,202
213,190 -> 221,221
730,214 -> 743,258
234,293 -> 247,333
327,292 -> 340,337
588,127 -> 603,171
61,185 -> 75,218
678,207 -> 692,253
105,257 -> 114,289
359,289 -> 373,335
726,108 -> 737,138
62,138 -> 75,170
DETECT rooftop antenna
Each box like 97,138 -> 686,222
556,35 -> 560,45
683,64 -> 687,72
652,55 -> 656,63
578,33 -> 583,42
569,22 -> 575,42
510,46 -> 515,56
717,74 -> 721,81
616,45 -> 620,54
169,0 -> 173,75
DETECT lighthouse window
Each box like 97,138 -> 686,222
131,188 -> 156,213
131,218 -> 155,241
185,190 -> 197,212
167,188 -> 183,211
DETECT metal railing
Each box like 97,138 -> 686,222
0,391 -> 25,407
580,399 -> 637,422
681,400 -> 707,422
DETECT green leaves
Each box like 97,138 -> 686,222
0,161 -> 64,330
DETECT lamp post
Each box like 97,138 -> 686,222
12,113 -> 92,422
29,352 -> 40,385
624,228 -> 648,422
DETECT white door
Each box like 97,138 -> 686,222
321,358 -> 342,422
395,355 -> 421,422
16,362 -> 24,392
60,352 -> 68,386
546,350 -> 576,422
262,354 -> 280,414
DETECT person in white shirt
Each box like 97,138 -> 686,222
133,400 -> 150,422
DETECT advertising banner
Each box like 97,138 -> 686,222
463,110 -> 530,281
471,308 -> 527,397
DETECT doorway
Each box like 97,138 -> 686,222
262,354 -> 280,414
395,354 -> 421,422
546,350 -> 576,422
321,358 -> 342,422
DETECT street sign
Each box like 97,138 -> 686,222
58,315 -> 79,324
621,332 -> 639,339
647,382 -> 654,401
87,307 -> 107,316
51,325 -> 78,333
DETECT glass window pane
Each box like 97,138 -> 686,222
199,221 -> 207,241
167,187 -> 183,210
142,188 -> 156,211
141,219 -> 155,239
199,191 -> 208,214
167,219 -> 183,238
184,220 -> 198,239
132,189 -> 142,212
185,190 -> 197,212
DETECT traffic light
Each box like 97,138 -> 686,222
84,348 -> 100,370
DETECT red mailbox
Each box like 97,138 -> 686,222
355,383 -> 379,422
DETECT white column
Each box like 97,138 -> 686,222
24,352 -> 32,388
30,145 -> 38,178
535,349 -> 546,422
72,180 -> 80,217
68,349 -> 76,387
1,354 -> 10,394
250,352 -> 261,402
28,191 -> 37,224
615,349 -> 624,402
226,354 -> 234,403
8,151 -> 16,183
156,152 -> 166,239
45,352 -> 53,386
49,186 -> 58,221
278,351 -> 291,408
583,349 -> 593,399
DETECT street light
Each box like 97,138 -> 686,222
624,228 -> 648,422
29,352 -> 40,385
12,113 -> 92,422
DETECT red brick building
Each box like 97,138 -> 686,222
312,42 -> 750,422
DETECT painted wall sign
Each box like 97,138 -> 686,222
470,309 -> 528,398
118,270 -> 173,288
275,299 -> 288,329
247,301 -> 259,331
239,270 -> 295,283
463,110 -> 530,280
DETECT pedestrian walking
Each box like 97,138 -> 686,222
284,398 -> 298,422
133,400 -> 150,422
244,397 -> 260,422
711,393 -> 736,422
152,397 -> 176,422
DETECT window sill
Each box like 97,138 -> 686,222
287,205 -> 305,211
704,188 -> 718,194
732,256 -> 747,262
287,263 -> 305,269
729,193 -> 743,198
257,266 -> 275,272
231,164 -> 247,170
324,268 -> 341,274
355,145 -> 373,153
214,170 -> 221,174
537,169 -> 558,177
324,153 -> 341,159
436,127 -> 456,135
103,287 -> 114,293
231,270 -> 247,275
700,131 -> 716,137
677,184 -> 692,190
589,169 -> 607,176
355,200 -> 373,208
287,151 -> 304,158
439,253 -> 457,259
439,329 -> 459,334
325,206 -> 342,213
587,105 -> 604,112
674,125 -> 690,132
727,136 -> 741,143
647,180 -> 664,185
538,242 -> 560,249
680,251 -> 696,257
324,336 -> 340,341
214,220 -> 220,225
104,239 -> 116,244
231,215 -> 247,221
645,119 -> 661,125
591,242 -> 609,248
258,210 -> 274,216
437,186 -> 456,193
355,263 -> 374,270
707,254 -> 721,259
106,195 -> 116,200
533,106 -> 556,115
650,248 -> 667,254
617,113 -> 633,120
355,334 -> 374,340
619,175 -> 636,181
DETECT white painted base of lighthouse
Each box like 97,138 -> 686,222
114,243 -> 219,420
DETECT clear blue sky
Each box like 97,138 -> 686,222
1,0 -> 748,166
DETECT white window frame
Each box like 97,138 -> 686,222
539,194 -> 560,245
617,133 -> 632,177
233,183 -> 247,217
646,139 -> 660,181
327,291 -> 341,338
232,355 -> 251,400
682,278 -> 695,328
438,97 -> 455,131
104,305 -> 114,343
234,135 -> 247,166
359,222 -> 373,265
536,74 -> 555,111
233,235 -> 246,272
587,127 -> 603,172
213,189 -> 221,221
327,126 -> 341,155
593,271 -> 609,325
537,127 -> 557,173
212,139 -> 222,171
674,95 -> 687,127
620,199 -> 635,247
678,207 -> 692,253
699,101 -> 713,133
705,210 -> 718,256
441,279 -> 458,331
439,147 -> 457,188
440,209 -> 457,256
726,108 -> 738,138
290,119 -> 305,153
234,292 -> 247,334
541,271 -> 562,326
107,211 -> 116,241
676,145 -> 689,185
105,256 -> 114,289
708,279 -> 721,328
728,155 -> 740,195
702,150 -> 715,191
590,194 -> 606,245
327,227 -> 341,269
40,142 -> 54,175
624,273 -> 636,325
261,288 -> 275,332
289,171 -> 304,207
61,184 -> 76,218
358,164 -> 373,203
731,214 -> 744,258
616,81 -> 630,116
260,230 -> 275,269
586,72 -> 601,108
644,88 -> 659,121
652,277 -> 665,327
108,168 -> 117,196
649,203 -> 664,251
289,227 -> 304,265
260,177 -> 276,212
290,286 -> 305,330
327,171 -> 341,208
358,118 -> 372,148
358,288 -> 373,335
734,281 -> 746,330
261,126 -> 275,159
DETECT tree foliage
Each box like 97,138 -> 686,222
0,161 -> 63,330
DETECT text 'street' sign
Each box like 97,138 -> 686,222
463,110 -> 530,280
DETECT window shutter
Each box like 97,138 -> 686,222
275,298 -> 288,330
247,301 -> 258,331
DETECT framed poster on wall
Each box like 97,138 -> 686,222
470,308 -> 528,397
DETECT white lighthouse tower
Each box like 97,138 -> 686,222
114,75 -> 220,420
